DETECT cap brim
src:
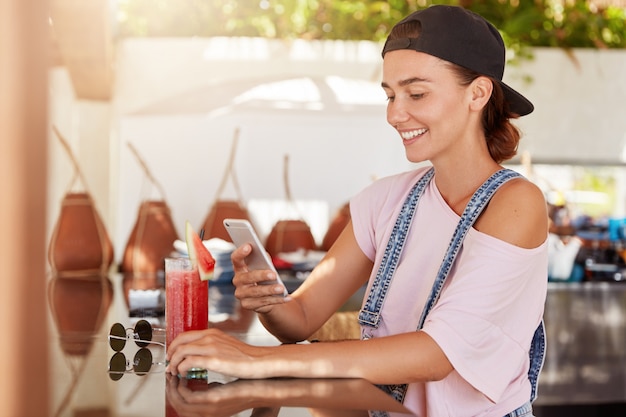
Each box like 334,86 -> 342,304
500,81 -> 534,116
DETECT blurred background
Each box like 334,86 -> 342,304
2,1 -> 626,416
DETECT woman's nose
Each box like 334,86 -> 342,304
387,101 -> 410,127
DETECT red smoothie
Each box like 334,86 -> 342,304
165,258 -> 208,347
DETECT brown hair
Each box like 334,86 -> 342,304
386,20 -> 521,163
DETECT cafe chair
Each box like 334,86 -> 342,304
308,311 -> 360,342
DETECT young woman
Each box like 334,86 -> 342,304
167,5 -> 548,416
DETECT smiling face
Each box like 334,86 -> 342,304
382,49 -> 488,165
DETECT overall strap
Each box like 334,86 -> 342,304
358,168 -> 435,329
412,168 -> 546,407
363,169 -> 524,412
416,169 -> 522,329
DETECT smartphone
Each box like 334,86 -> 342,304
223,218 -> 288,296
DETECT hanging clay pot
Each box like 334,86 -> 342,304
48,126 -> 114,277
265,154 -> 317,257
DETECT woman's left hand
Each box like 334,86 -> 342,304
166,328 -> 271,379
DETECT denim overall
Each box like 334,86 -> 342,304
358,168 -> 545,417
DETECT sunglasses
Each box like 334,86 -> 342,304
108,320 -> 165,351
108,348 -> 167,380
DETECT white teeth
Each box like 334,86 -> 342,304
401,128 -> 427,140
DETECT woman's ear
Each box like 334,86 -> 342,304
469,76 -> 493,111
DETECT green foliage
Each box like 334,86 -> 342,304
116,0 -> 626,49
572,167 -> 618,218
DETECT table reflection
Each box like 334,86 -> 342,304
48,273 -> 114,417
165,376 -> 413,417
47,273 -> 414,417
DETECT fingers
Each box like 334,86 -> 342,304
167,329 -> 243,377
230,244 -> 289,313
232,269 -> 287,313
166,329 -> 221,374
232,268 -> 279,288
166,329 -> 272,381
235,284 -> 290,314
231,244 -> 283,287
231,243 -> 252,271
166,329 -> 213,361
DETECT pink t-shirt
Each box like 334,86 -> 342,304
351,167 -> 548,417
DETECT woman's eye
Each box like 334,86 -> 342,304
386,96 -> 395,102
410,93 -> 424,100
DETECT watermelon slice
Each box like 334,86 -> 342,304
185,221 -> 216,281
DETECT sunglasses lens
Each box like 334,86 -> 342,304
133,348 -> 153,374
134,320 -> 153,348
108,352 -> 127,381
109,323 -> 126,352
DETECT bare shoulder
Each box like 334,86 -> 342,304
474,177 -> 548,249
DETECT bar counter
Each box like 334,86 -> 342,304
47,274 -> 626,416
535,282 -> 626,407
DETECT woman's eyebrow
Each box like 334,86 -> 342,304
381,77 -> 430,89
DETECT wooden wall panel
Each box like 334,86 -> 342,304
50,0 -> 113,100
0,0 -> 50,416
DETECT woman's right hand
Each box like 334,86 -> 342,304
230,243 -> 291,314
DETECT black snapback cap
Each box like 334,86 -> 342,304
382,5 -> 533,116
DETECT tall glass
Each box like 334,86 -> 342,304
165,257 -> 209,347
